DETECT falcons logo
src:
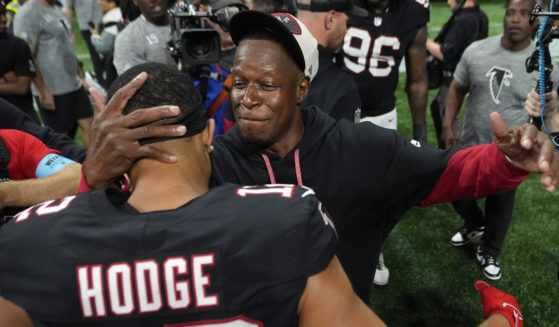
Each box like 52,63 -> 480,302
485,66 -> 513,104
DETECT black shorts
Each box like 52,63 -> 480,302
36,86 -> 93,134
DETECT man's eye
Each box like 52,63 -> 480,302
262,84 -> 278,91
233,81 -> 246,88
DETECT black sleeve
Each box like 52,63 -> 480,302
13,38 -> 36,78
440,15 -> 479,63
302,194 -> 338,277
0,99 -> 87,163
354,123 -> 459,215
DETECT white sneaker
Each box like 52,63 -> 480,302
450,225 -> 485,247
373,252 -> 390,286
475,246 -> 502,280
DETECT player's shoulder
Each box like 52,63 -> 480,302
1,191 -> 98,235
211,183 -> 325,228
398,0 -> 430,21
399,0 -> 430,12
216,183 -> 320,211
219,183 -> 337,248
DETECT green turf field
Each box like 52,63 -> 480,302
376,2 -> 559,326
72,2 -> 559,325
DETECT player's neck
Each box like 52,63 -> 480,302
127,160 -> 210,213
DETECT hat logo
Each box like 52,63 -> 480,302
272,13 -> 302,35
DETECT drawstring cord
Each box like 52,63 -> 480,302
261,153 -> 277,184
261,149 -> 303,186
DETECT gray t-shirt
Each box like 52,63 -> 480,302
64,0 -> 102,31
113,16 -> 174,75
13,0 -> 82,95
454,35 -> 559,147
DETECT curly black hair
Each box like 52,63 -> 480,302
107,62 -> 207,137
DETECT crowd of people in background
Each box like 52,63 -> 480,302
1,0 -> 559,326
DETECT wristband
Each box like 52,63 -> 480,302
35,153 -> 76,178
78,164 -> 94,193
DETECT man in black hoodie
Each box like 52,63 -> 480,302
82,11 -> 559,302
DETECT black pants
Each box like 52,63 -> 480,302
452,188 -> 517,258
430,83 -> 458,149
80,29 -> 104,86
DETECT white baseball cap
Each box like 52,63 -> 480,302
229,10 -> 319,81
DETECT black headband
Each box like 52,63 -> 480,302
138,100 -> 208,145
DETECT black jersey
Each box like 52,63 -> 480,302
341,0 -> 430,116
0,184 -> 336,326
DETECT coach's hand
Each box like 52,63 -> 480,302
475,280 -> 523,327
84,72 -> 186,189
491,112 -> 558,193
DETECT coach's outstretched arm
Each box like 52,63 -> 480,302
422,112 -> 559,207
83,73 -> 187,189
490,112 -> 559,193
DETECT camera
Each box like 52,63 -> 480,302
168,0 -> 241,66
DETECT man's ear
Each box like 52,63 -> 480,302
324,10 -> 336,30
296,76 -> 311,105
204,119 -> 215,151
